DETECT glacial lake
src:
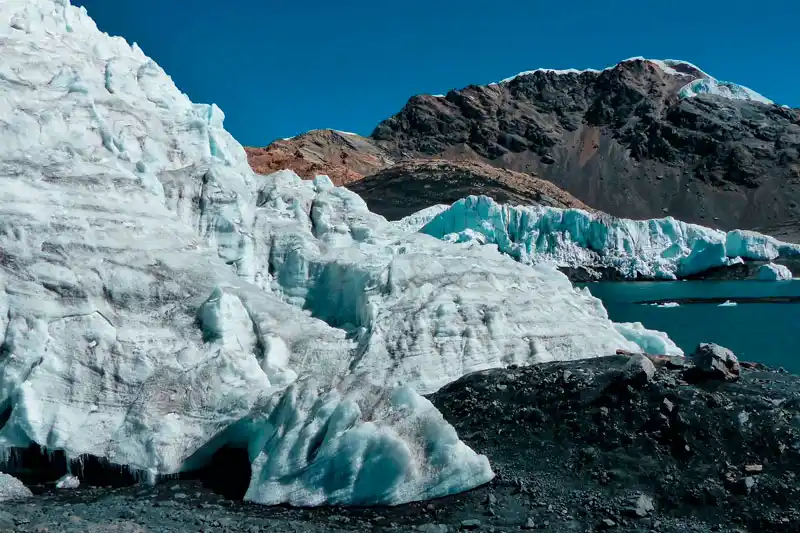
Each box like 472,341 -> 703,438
581,280 -> 800,372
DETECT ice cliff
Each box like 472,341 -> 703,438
421,196 -> 800,280
0,0 -> 671,506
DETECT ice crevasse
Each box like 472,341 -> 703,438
0,0 -> 679,506
421,196 -> 800,280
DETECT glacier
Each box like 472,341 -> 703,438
420,196 -> 800,281
0,0 -> 674,506
757,263 -> 793,281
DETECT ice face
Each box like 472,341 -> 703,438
757,263 -> 793,281
421,196 -> 800,280
0,0 -> 657,505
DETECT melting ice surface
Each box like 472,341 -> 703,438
421,196 -> 800,280
0,0 -> 679,506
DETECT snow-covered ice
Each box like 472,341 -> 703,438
0,473 -> 32,501
495,57 -> 774,105
56,474 -> 81,489
0,0 -> 668,506
420,196 -> 800,280
757,263 -> 793,281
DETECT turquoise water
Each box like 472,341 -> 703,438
581,280 -> 800,372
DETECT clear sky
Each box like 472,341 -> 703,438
73,0 -> 799,147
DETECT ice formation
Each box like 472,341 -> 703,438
56,474 -> 81,489
421,196 -> 800,280
0,0 -> 664,506
496,57 -> 773,105
614,323 -> 683,356
0,473 -> 31,501
757,263 -> 793,281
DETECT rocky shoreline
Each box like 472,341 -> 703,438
2,347 -> 799,533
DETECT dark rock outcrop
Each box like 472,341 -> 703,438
347,159 -> 591,220
372,60 -> 800,232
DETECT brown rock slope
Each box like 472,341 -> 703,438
245,129 -> 394,186
347,159 -> 591,220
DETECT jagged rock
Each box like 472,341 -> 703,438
686,343 -> 741,382
622,355 -> 657,384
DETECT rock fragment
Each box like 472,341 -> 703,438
685,343 -> 740,382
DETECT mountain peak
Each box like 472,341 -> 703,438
495,57 -> 773,105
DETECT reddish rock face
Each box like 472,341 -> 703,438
245,129 -> 394,186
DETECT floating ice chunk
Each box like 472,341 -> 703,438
650,302 -> 680,308
757,263 -> 793,281
718,300 -> 738,307
613,322 -> 684,356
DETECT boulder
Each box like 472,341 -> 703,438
686,343 -> 740,382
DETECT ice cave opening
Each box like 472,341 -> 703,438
184,445 -> 252,501
0,446 -> 140,489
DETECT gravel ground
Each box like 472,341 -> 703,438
2,352 -> 799,533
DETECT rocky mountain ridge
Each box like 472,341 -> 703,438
248,58 -> 800,233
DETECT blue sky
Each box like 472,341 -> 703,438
73,0 -> 799,147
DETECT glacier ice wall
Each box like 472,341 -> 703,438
421,196 -> 800,280
757,263 -> 793,281
0,0 -> 672,505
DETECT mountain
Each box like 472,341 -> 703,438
347,159 -> 591,220
245,129 -> 394,185
249,58 -> 800,233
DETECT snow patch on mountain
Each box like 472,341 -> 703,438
0,0 -> 665,506
420,196 -> 800,280
678,78 -> 773,105
495,57 -> 773,105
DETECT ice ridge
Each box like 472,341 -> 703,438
420,196 -> 800,280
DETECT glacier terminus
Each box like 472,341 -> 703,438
0,0 -> 795,510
